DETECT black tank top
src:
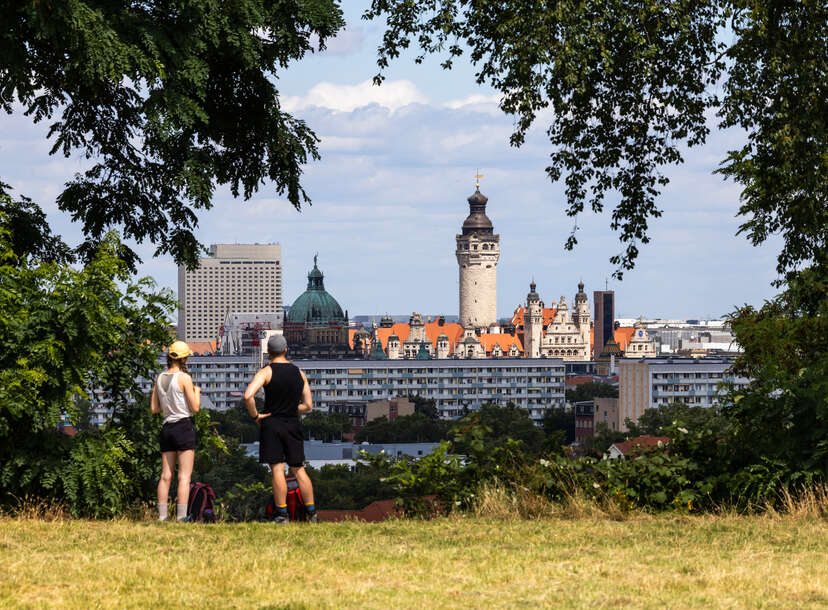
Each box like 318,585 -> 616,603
263,363 -> 304,418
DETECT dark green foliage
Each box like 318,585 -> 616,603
722,264 -> 828,494
308,463 -> 397,511
210,399 -> 261,445
354,413 -> 450,443
453,403 -> 545,457
716,3 -> 828,275
2,0 -> 345,268
542,408 -> 575,446
194,437 -> 267,501
217,481 -> 273,522
302,410 -> 352,442
365,1 -> 827,280
410,395 -> 439,421
565,382 -> 618,403
584,422 -> 626,456
0,184 -> 75,266
0,196 -> 177,516
626,402 -> 730,438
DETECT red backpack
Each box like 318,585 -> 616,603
266,475 -> 306,522
187,482 -> 216,522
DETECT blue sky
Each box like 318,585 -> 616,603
0,4 -> 781,321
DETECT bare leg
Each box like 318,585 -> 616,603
176,450 -> 195,507
289,466 -> 315,506
271,463 -> 287,505
157,452 -> 176,505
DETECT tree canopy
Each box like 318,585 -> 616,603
1,0 -> 344,269
364,0 -> 827,278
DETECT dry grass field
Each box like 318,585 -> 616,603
1,510 -> 827,609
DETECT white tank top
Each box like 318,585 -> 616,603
157,372 -> 191,424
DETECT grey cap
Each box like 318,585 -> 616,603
267,334 -> 288,355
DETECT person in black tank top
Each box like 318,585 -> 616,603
243,334 -> 317,523
263,362 -> 304,418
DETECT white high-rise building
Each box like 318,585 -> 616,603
178,243 -> 282,342
456,187 -> 499,329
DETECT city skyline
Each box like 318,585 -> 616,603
0,4 -> 780,320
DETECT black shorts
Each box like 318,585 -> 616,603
159,418 -> 196,453
259,417 -> 305,467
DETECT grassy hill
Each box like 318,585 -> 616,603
2,514 -> 827,608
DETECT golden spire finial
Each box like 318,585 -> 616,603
475,168 -> 483,190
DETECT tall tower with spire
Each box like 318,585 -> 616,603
574,280 -> 591,346
456,180 -> 500,329
524,281 -> 543,358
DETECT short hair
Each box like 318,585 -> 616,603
267,334 -> 288,356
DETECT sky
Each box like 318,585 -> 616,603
0,4 -> 782,321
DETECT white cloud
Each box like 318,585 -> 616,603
443,93 -> 502,112
318,26 -> 366,56
0,79 -> 778,320
281,79 -> 429,113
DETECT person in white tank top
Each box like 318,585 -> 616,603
151,341 -> 201,521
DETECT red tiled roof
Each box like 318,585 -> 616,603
566,375 -> 597,387
611,435 -> 670,456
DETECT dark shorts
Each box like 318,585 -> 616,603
159,418 -> 196,453
260,417 -> 305,467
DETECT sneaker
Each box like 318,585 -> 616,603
306,511 -> 318,523
271,513 -> 289,525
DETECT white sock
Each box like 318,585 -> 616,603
158,503 -> 168,521
177,504 -> 187,521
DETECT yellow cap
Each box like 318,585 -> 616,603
168,341 -> 193,359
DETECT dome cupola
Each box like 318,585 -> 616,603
286,255 -> 345,325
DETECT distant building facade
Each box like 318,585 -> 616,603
518,280 -> 591,360
328,397 -> 415,430
300,358 -> 566,424
574,401 -> 595,444
178,243 -> 282,342
594,396 -> 620,432
617,358 -> 751,430
593,290 -> 615,361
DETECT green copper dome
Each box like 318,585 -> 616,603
286,257 -> 345,325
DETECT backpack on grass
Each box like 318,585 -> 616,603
187,482 -> 216,522
265,475 -> 305,522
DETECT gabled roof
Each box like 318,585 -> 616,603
478,333 -> 524,353
185,341 -> 216,355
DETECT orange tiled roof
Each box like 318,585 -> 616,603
614,327 -> 635,351
511,306 -> 559,330
185,341 -> 216,355
478,333 -> 524,354
425,321 -> 465,351
371,321 -> 466,352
